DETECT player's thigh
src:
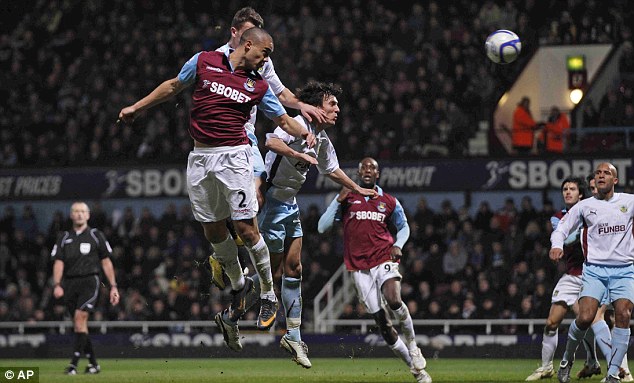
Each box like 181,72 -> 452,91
351,270 -> 382,314
607,264 -> 634,304
552,274 -> 582,307
214,146 -> 258,221
547,302 -> 568,328
259,200 -> 287,254
75,275 -> 100,312
187,150 -> 231,222
580,264 -> 608,302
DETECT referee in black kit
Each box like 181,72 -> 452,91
51,201 -> 119,375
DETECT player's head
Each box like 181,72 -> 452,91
229,7 -> 264,47
594,162 -> 618,196
560,176 -> 586,208
586,173 -> 598,197
238,27 -> 273,71
297,81 -> 342,128
70,202 -> 90,228
358,157 -> 379,189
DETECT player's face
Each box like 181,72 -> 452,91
358,158 -> 379,188
70,203 -> 90,227
320,95 -> 340,126
231,22 -> 256,47
594,163 -> 618,194
244,38 -> 273,71
588,179 -> 598,197
561,182 -> 581,206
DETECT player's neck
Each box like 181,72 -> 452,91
597,189 -> 615,201
73,223 -> 88,233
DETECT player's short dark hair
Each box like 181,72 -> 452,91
297,81 -> 342,107
586,173 -> 595,184
232,7 -> 264,29
239,27 -> 271,46
561,176 -> 587,199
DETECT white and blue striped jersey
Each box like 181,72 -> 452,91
551,193 -> 634,266
264,116 -> 339,205
216,43 -> 285,125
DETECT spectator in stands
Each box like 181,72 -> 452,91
512,97 -> 538,155
541,106 -> 570,154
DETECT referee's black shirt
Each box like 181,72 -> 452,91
51,227 -> 112,277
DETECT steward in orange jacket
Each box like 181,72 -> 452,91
512,97 -> 536,154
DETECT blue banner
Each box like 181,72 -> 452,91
1,157 -> 632,200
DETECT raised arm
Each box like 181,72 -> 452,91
265,136 -> 317,165
118,77 -> 189,123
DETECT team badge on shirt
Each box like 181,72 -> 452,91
377,202 -> 386,212
620,205 -> 628,213
80,243 -> 91,255
244,78 -> 256,92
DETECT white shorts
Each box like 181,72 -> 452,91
350,261 -> 402,314
551,273 -> 582,306
187,145 -> 258,222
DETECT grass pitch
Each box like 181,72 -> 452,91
0,358 -> 566,382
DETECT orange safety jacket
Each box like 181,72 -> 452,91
512,106 -> 536,148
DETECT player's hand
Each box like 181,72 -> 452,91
110,286 -> 120,306
355,186 -> 378,199
296,153 -> 318,165
337,187 -> 351,203
549,248 -> 564,262
302,131 -> 317,148
118,106 -> 138,124
390,246 -> 403,261
53,285 -> 64,299
299,102 -> 327,124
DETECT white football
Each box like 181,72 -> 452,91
485,30 -> 521,64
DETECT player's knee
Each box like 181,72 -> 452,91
372,309 -> 397,344
285,260 -> 302,278
235,228 -> 259,246
545,317 -> 560,331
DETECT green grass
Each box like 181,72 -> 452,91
0,358 -> 563,383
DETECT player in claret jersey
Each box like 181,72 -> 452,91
118,27 -> 316,352
552,163 -> 634,383
318,157 -> 432,383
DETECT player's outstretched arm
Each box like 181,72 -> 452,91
273,114 -> 316,148
327,168 -> 378,198
265,137 -> 318,165
118,77 -> 188,124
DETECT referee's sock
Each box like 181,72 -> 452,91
84,335 -> 98,366
71,332 -> 88,367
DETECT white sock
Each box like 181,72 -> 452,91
389,337 -> 412,367
621,352 -> 630,372
211,235 -> 244,290
394,303 -> 416,349
592,320 -> 612,362
245,236 -> 275,299
542,329 -> 557,368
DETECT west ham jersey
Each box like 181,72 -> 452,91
552,209 -> 583,275
552,193 -> 634,265
264,116 -> 339,204
216,43 -> 285,125
339,187 -> 407,271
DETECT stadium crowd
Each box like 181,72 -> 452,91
1,0 -> 633,168
0,194 -> 598,334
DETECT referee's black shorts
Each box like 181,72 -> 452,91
63,275 -> 100,313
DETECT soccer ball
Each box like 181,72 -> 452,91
485,30 -> 521,64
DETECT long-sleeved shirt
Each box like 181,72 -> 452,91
551,193 -> 634,266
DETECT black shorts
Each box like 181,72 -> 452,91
63,275 -> 100,313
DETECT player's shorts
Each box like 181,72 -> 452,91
259,194 -> 302,253
63,275 -> 100,313
251,145 -> 266,178
580,263 -> 634,305
350,261 -> 402,314
551,273 -> 582,306
187,145 -> 257,222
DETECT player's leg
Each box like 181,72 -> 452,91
279,236 -> 311,368
382,271 -> 427,371
605,266 -> 634,380
559,266 -> 604,383
527,302 -> 566,380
